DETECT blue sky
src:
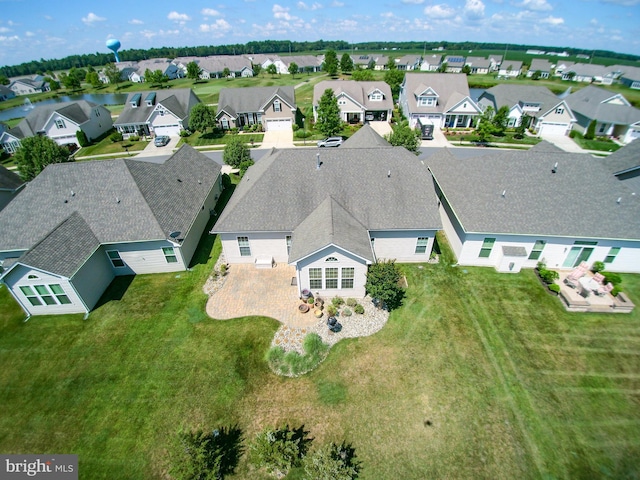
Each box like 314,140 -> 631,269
0,0 -> 638,67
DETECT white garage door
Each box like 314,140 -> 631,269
539,122 -> 568,136
265,118 -> 292,131
153,125 -> 180,136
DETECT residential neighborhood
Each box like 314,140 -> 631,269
1,40 -> 639,480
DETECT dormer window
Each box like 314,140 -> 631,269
555,106 -> 564,114
273,100 -> 281,112
419,96 -> 436,106
55,119 -> 66,129
338,99 -> 346,105
370,92 -> 383,101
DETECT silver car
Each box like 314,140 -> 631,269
317,136 -> 343,147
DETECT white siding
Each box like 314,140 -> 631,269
370,230 -> 437,262
220,232 -> 292,265
104,240 -> 186,274
438,202 -> 465,260
180,177 -> 222,266
296,247 -> 368,298
71,247 -> 115,311
44,115 -> 81,146
4,265 -> 87,315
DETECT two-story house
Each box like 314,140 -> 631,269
313,80 -> 393,124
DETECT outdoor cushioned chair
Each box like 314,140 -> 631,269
564,276 -> 579,289
596,282 -> 614,296
567,266 -> 587,281
593,273 -> 605,284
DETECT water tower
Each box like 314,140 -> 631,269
106,38 -> 121,62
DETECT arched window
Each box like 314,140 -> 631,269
325,257 -> 338,262
28,274 -> 39,279
273,100 -> 281,112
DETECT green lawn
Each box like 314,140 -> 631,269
178,131 -> 264,148
77,135 -> 149,158
571,134 -> 622,152
1,226 -> 639,479
445,130 -> 542,146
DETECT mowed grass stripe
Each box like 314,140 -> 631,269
538,370 -> 640,379
520,332 -> 640,343
525,344 -> 640,355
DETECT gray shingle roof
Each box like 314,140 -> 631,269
114,89 -> 200,126
18,212 -> 101,278
427,148 -> 640,240
0,144 -> 221,253
341,124 -> 391,149
217,86 -> 296,116
9,100 -> 106,139
402,73 -> 478,115
0,165 -> 23,191
478,84 -> 567,119
212,147 -> 441,235
529,58 -> 552,72
289,196 -> 373,263
565,86 -> 640,125
605,140 -> 640,175
313,80 -> 393,114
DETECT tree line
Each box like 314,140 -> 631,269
2,39 -> 637,78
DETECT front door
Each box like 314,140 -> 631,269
562,246 -> 595,268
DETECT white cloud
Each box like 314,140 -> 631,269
201,8 -> 221,16
381,11 -> 395,18
273,4 -> 294,20
518,0 -> 552,11
541,15 -> 564,25
141,28 -> 180,40
200,19 -> 232,33
297,1 -> 323,9
25,31 -> 35,37
129,19 -> 144,25
44,15 -> 53,21
167,11 -> 191,24
601,0 -> 640,5
331,1 -> 345,6
463,0 -> 485,20
424,4 -> 456,18
590,18 -> 598,26
402,0 -> 425,3
0,35 -> 20,43
82,13 -> 106,25
0,27 -> 10,33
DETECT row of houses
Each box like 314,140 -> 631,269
1,123 -> 638,317
2,73 -> 640,156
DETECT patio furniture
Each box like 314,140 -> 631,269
564,277 -> 579,289
593,273 -> 605,284
567,266 -> 587,281
596,282 -> 614,296
579,276 -> 600,296
579,261 -> 590,270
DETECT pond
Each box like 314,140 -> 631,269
0,93 -> 129,122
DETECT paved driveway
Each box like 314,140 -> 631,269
368,121 -> 392,137
260,129 -> 294,149
135,136 -> 180,157
422,127 -> 453,148
206,264 -> 319,327
539,134 -> 584,153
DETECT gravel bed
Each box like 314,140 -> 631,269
202,253 -> 228,296
271,296 -> 389,354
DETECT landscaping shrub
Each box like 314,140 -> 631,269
326,305 -> 337,317
569,130 -> 578,138
602,271 -> 622,286
250,426 -> 307,478
332,296 -> 345,307
346,298 -> 357,307
109,131 -> 123,142
179,129 -> 191,137
611,286 -> 623,297
295,129 -> 311,139
128,135 -> 140,142
539,269 -> 559,285
266,334 -> 329,377
354,304 -> 365,315
585,120 -> 596,140
548,284 -> 561,293
303,442 -> 360,480
75,130 -> 88,147
342,308 -> 352,317
591,261 -> 605,273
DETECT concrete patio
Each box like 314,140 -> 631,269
556,270 -> 635,313
205,263 -> 320,327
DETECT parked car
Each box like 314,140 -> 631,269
317,136 -> 343,147
154,135 -> 170,147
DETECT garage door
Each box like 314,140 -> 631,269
153,125 -> 180,136
265,118 -> 292,131
539,122 -> 568,136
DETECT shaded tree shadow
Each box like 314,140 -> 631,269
93,275 -> 135,310
212,425 -> 244,478
336,441 -> 361,477
290,424 -> 313,458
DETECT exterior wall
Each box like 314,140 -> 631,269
369,230 -> 436,262
71,247 -> 115,311
437,201 -> 465,260
262,97 -> 295,121
102,240 -> 186,275
149,109 -> 183,134
44,115 -> 81,146
179,176 -> 222,266
296,247 -> 368,298
3,264 -> 88,315
220,232 -> 292,265
217,112 -> 237,130
80,107 -> 113,140
336,95 -> 363,122
454,234 -> 640,273
408,113 -> 443,130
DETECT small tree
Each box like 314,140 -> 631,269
14,136 -> 71,181
75,130 -> 89,147
461,64 -> 471,75
85,71 -> 102,87
303,442 -> 360,480
59,72 -> 81,90
250,426 -> 309,478
351,67 -> 374,81
288,62 -> 299,77
340,53 -> 354,74
186,61 -> 202,81
103,62 -> 122,87
322,50 -> 339,77
223,136 -> 252,169
385,121 -> 420,154
189,104 -> 217,134
437,62 -> 448,73
266,64 -> 278,77
222,67 -> 231,79
531,70 -> 542,80
316,89 -> 342,137
492,105 -> 510,136
585,119 -> 597,140
252,63 -> 262,76
384,69 -> 405,100
365,260 -> 405,311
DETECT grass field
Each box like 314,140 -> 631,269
1,225 -> 638,479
